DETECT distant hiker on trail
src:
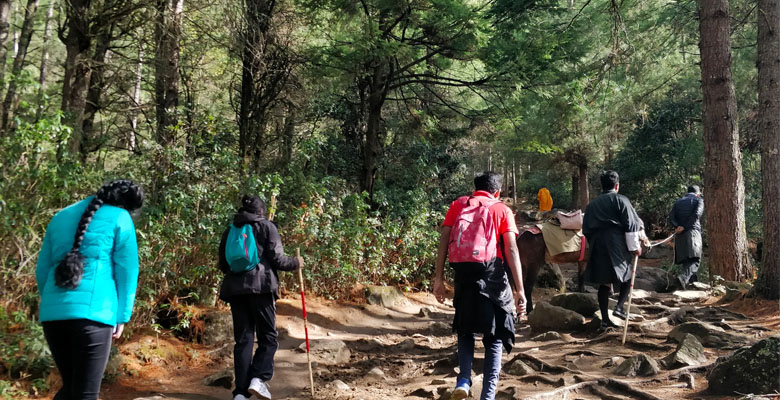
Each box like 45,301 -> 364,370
218,195 -> 303,400
36,180 -> 144,400
582,170 -> 643,330
669,185 -> 704,289
433,171 -> 526,400
537,187 -> 553,212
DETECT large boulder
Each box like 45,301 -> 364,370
634,267 -> 675,292
365,285 -> 406,308
613,354 -> 659,377
707,336 -> 780,395
549,293 -> 599,317
662,334 -> 708,369
536,263 -> 566,292
669,322 -> 751,349
201,310 -> 233,345
527,302 -> 586,332
299,339 -> 351,365
641,244 -> 674,260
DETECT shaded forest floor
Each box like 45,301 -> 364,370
25,261 -> 780,400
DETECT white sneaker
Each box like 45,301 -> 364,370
248,378 -> 272,400
234,395 -> 250,400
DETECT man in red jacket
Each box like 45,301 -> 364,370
433,172 -> 526,400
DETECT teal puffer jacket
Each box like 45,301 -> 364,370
36,197 -> 139,326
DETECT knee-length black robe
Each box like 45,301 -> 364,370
582,191 -> 643,285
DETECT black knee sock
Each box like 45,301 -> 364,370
598,285 -> 612,322
616,282 -> 631,311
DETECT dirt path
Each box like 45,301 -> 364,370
31,261 -> 779,400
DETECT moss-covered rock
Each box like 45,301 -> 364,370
707,335 -> 780,395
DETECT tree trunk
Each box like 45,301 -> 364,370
281,104 -> 295,166
756,0 -> 780,299
61,0 -> 93,158
154,0 -> 183,145
127,42 -> 142,151
81,25 -> 113,144
35,0 -> 55,121
577,163 -> 589,211
697,0 -> 754,281
571,172 -> 579,210
0,0 -> 10,98
361,61 -> 389,201
512,159 -> 517,206
0,0 -> 9,58
0,0 -> 38,130
237,0 -> 278,171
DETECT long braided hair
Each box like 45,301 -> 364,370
55,180 -> 145,289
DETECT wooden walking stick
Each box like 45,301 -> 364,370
621,254 -> 640,346
297,248 -> 315,397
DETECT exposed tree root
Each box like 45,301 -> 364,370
584,332 -> 673,352
511,352 -> 579,374
517,374 -> 566,387
603,378 -> 665,400
521,378 -> 664,400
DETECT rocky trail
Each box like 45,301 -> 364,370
32,262 -> 780,400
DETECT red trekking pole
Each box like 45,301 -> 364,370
297,248 -> 315,397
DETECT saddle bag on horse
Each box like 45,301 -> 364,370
448,196 -> 500,270
558,209 -> 583,230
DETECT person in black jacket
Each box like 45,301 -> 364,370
669,185 -> 704,289
218,195 -> 302,400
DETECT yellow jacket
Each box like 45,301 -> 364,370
538,188 -> 553,211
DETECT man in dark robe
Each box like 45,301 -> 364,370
582,170 -> 643,330
669,185 -> 704,288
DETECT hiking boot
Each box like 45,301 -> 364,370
233,395 -> 250,400
613,307 -> 635,321
450,378 -> 470,400
600,320 -> 620,331
249,378 -> 272,400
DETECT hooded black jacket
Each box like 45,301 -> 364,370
218,210 -> 299,301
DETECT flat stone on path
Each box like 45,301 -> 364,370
527,302 -> 586,332
707,335 -> 780,395
299,339 -> 351,364
673,290 -> 709,302
661,333 -> 707,369
668,321 -> 750,349
613,353 -> 659,377
549,293 -> 599,317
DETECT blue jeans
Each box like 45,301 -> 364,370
457,333 -> 504,400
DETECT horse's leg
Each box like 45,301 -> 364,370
524,266 -> 539,313
577,260 -> 586,292
517,232 -> 545,314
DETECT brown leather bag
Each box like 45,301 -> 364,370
558,209 -> 583,230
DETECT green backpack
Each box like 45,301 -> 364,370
225,224 -> 260,273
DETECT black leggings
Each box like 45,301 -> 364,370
598,282 -> 631,321
43,319 -> 113,400
229,293 -> 278,397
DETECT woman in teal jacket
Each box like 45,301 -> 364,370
36,180 -> 144,400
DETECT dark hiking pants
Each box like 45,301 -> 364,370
229,293 -> 278,397
678,258 -> 700,285
43,319 -> 113,400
